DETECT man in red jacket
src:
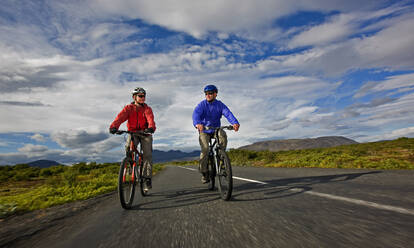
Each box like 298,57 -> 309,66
109,87 -> 156,190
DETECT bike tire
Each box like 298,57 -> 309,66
208,155 -> 216,191
118,158 -> 136,209
217,151 -> 233,201
139,162 -> 148,196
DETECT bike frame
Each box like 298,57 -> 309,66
115,130 -> 151,208
207,127 -> 230,176
123,133 -> 144,184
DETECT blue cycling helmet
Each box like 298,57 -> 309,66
204,84 -> 218,93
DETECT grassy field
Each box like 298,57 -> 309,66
1,137 -> 413,218
0,162 -> 164,218
171,137 -> 414,170
227,137 -> 414,169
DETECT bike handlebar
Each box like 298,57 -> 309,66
204,125 -> 234,131
114,130 -> 152,136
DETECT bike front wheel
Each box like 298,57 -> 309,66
217,151 -> 233,201
208,155 -> 216,191
118,158 -> 136,209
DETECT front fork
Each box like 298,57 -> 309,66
213,148 -> 221,176
123,153 -> 138,183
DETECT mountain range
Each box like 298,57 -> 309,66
153,149 -> 199,162
23,136 -> 357,167
24,150 -> 200,168
27,160 -> 64,168
238,136 -> 358,152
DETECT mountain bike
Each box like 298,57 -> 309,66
114,130 -> 151,209
205,126 -> 234,201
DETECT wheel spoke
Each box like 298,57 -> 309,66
118,158 -> 136,209
217,152 -> 233,201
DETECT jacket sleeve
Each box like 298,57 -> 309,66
110,105 -> 130,129
192,102 -> 203,126
145,106 -> 156,131
222,103 -> 239,125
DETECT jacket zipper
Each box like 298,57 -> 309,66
136,105 -> 140,130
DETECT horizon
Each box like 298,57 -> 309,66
2,135 -> 408,166
1,0 -> 414,165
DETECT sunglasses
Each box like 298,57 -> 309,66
137,95 -> 146,98
205,92 -> 215,95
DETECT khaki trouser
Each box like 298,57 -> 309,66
125,134 -> 153,178
199,130 -> 227,173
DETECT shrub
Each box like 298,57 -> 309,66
40,169 -> 52,177
62,169 -> 78,187
48,165 -> 66,175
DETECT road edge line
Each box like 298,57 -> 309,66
177,166 -> 414,216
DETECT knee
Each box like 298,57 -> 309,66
201,146 -> 209,153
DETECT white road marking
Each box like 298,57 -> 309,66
304,191 -> 414,216
178,166 -> 197,171
177,166 -> 414,216
232,176 -> 268,185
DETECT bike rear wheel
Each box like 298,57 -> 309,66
217,151 -> 233,200
118,158 -> 136,209
208,155 -> 216,191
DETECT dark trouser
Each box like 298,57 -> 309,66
199,130 -> 227,173
125,134 -> 153,178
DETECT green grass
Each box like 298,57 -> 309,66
2,137 -> 413,218
227,137 -> 414,169
0,162 -> 165,218
171,137 -> 414,170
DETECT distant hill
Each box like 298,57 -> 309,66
153,150 -> 199,163
238,136 -> 358,152
27,160 -> 64,168
18,151 -> 199,167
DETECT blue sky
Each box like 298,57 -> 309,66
1,0 -> 414,165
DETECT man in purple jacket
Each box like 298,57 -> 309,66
192,84 -> 240,183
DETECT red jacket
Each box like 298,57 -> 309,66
110,103 -> 156,132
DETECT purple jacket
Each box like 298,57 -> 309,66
192,99 -> 239,134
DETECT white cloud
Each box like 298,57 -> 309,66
18,144 -> 48,153
93,0 -> 288,38
289,14 -> 354,48
0,141 -> 10,147
359,126 -> 414,142
384,126 -> 414,139
92,0 -> 388,38
355,73 -> 414,98
51,130 -> 109,149
30,134 -> 46,142
357,93 -> 414,127
260,12 -> 414,76
355,17 -> 414,69
287,106 -> 318,119
1,0 -> 414,165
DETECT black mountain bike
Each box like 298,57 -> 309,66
205,126 -> 234,201
114,130 -> 151,209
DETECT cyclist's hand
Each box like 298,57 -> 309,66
144,128 -> 154,134
233,124 -> 240,132
196,124 -> 204,132
109,127 -> 118,134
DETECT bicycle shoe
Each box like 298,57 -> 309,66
201,173 -> 210,184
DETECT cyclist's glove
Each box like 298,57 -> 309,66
144,128 -> 154,134
109,127 -> 118,134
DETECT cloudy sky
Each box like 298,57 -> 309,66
1,0 -> 414,165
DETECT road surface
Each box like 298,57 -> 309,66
7,165 -> 414,247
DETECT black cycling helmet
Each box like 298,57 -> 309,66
132,87 -> 146,96
204,84 -> 218,93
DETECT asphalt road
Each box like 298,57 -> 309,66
10,165 -> 414,248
